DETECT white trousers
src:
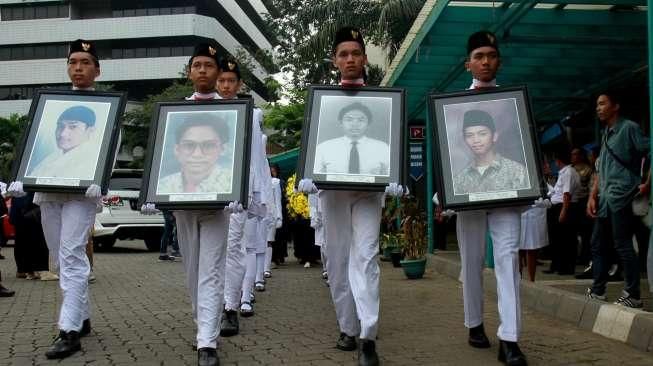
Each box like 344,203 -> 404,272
225,212 -> 247,311
174,211 -> 229,349
40,200 -> 95,332
456,208 -> 521,342
321,191 -> 382,340
241,249 -> 256,304
264,247 -> 272,273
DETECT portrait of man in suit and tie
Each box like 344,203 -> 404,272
313,99 -> 391,176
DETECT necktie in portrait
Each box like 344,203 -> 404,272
349,141 -> 360,174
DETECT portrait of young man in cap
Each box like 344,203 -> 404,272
26,104 -> 108,180
452,109 -> 528,195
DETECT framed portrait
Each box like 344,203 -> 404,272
428,86 -> 545,210
297,85 -> 406,191
13,89 -> 126,193
140,100 -> 253,210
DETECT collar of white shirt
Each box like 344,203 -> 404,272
186,91 -> 219,100
468,78 -> 497,90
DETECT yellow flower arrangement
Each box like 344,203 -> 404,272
285,173 -> 310,219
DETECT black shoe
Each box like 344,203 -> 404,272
358,339 -> 379,366
336,332 -> 357,351
80,319 -> 91,337
468,324 -> 491,348
0,253 -> 5,259
0,285 -> 15,297
220,310 -> 239,337
45,330 -> 81,359
197,347 -> 219,366
498,340 -> 527,366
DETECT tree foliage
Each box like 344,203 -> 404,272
0,114 -> 28,181
263,90 -> 306,149
121,77 -> 193,168
265,0 -> 425,89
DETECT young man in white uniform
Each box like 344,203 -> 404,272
433,31 -> 551,366
264,173 -> 283,278
9,39 -> 105,359
213,59 -> 270,329
143,43 -> 243,366
298,27 -> 406,366
240,137 -> 273,313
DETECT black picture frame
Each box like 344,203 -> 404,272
140,100 -> 253,210
12,89 -> 126,193
428,86 -> 545,210
297,85 -> 406,191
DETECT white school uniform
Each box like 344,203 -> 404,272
456,79 -> 522,342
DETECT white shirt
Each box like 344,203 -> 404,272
313,136 -> 390,176
550,165 -> 581,204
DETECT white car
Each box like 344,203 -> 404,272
93,169 -> 164,251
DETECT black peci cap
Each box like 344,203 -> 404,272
462,109 -> 496,133
467,30 -> 499,55
333,26 -> 365,53
189,42 -> 220,66
218,58 -> 241,79
68,39 -> 99,65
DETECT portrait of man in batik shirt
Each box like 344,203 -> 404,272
453,109 -> 528,194
158,114 -> 232,194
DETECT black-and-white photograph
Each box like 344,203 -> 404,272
140,100 -> 253,210
429,86 -> 544,210
298,86 -> 405,191
313,96 -> 392,177
13,90 -> 126,193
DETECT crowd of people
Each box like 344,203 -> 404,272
0,25 -> 650,366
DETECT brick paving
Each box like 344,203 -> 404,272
0,241 -> 652,365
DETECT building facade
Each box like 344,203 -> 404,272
0,0 -> 276,116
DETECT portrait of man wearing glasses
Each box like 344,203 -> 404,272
313,101 -> 391,176
157,114 -> 233,194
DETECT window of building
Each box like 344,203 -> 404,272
35,6 -> 48,19
147,47 -> 160,58
10,48 -> 24,60
1,3 -> 69,21
134,48 -> 146,58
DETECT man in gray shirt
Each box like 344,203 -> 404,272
587,91 -> 650,308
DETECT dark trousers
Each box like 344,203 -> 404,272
14,223 -> 49,273
591,206 -> 641,298
633,218 -> 650,273
159,210 -> 179,254
576,198 -> 593,264
547,203 -> 578,274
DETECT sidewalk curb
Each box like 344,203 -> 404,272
428,252 -> 653,352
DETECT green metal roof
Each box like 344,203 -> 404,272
268,147 -> 299,178
382,0 -> 648,123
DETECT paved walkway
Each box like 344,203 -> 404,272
0,241 -> 652,365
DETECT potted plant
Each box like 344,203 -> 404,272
399,197 -> 428,279
380,196 -> 402,262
